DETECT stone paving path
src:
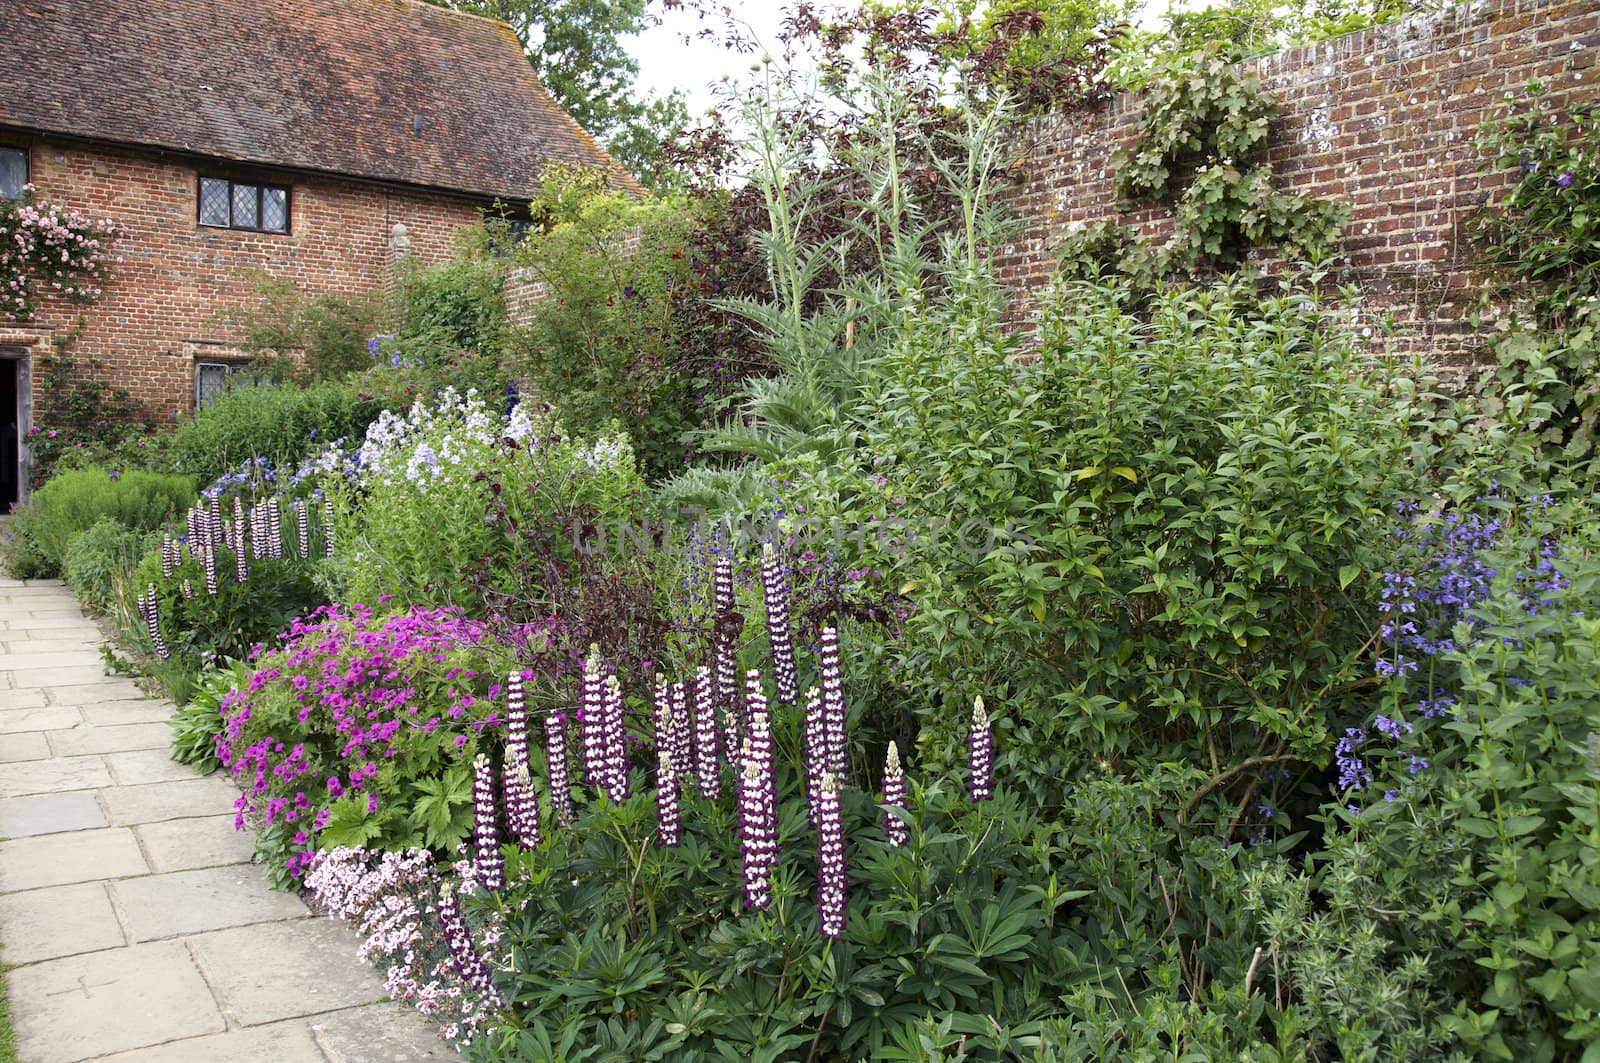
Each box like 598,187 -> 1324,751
0,578 -> 454,1062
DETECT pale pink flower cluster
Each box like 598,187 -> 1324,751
306,846 -> 505,1047
1,189 -> 125,318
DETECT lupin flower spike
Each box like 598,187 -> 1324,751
503,674 -> 541,849
968,696 -> 993,802
296,500 -> 309,560
267,496 -> 282,559
232,501 -> 248,584
471,753 -> 504,891
142,585 -> 169,659
323,498 -> 336,557
819,625 -> 848,779
602,673 -> 629,803
202,544 -> 218,596
435,883 -> 506,1010
546,708 -> 574,827
713,555 -> 741,749
881,741 -> 909,846
815,771 -> 847,939
737,671 -> 777,910
670,680 -> 692,794
656,748 -> 681,847
802,688 -> 825,822
578,649 -> 606,791
180,578 -> 194,600
159,535 -> 176,578
692,666 -> 721,801
761,543 -> 798,703
249,501 -> 266,560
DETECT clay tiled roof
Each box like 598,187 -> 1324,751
0,0 -> 640,201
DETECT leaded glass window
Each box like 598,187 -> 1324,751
195,362 -> 250,408
197,176 -> 290,233
261,187 -> 288,233
198,178 -> 230,226
1,147 -> 29,200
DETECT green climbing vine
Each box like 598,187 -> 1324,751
1057,46 -> 1345,285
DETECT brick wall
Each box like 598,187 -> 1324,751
2,138 -> 485,423
996,0 -> 1600,362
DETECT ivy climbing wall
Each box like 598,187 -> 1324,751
996,0 -> 1599,362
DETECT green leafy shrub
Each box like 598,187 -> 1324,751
505,184 -> 750,476
168,658 -> 252,775
168,379 -> 380,486
854,273 -> 1429,826
327,390 -> 645,613
61,518 -> 157,613
5,467 -> 194,578
1472,85 -> 1600,479
231,275 -> 393,382
395,251 -> 505,358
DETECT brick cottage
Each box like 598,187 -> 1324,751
0,0 -> 635,511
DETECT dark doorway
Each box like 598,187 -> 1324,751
1,357 -> 18,514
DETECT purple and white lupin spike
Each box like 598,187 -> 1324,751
202,545 -> 218,596
471,753 -> 504,891
968,696 -> 993,802
577,649 -> 606,791
267,496 -> 282,559
249,502 -> 266,560
159,536 -> 176,579
651,674 -> 674,796
712,556 -> 741,750
656,747 -> 681,847
323,498 -> 336,557
761,544 -> 798,704
669,680 -> 692,794
815,771 -> 846,938
502,674 -> 541,849
737,670 -> 777,910
185,506 -> 200,547
545,709 -> 574,827
212,498 -> 227,549
602,674 -> 629,803
802,688 -> 825,823
881,741 -> 909,846
140,586 -> 169,659
435,883 -> 506,1009
818,626 -> 848,779
232,500 -> 248,583
296,500 -> 309,560
691,666 -> 721,801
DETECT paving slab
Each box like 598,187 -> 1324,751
47,721 -> 171,757
0,638 -> 104,654
110,864 -> 307,941
191,918 -> 388,1026
313,1002 -> 455,1062
9,665 -> 115,688
0,730 -> 50,763
0,827 -> 148,892
0,791 -> 109,838
137,814 -> 257,872
105,747 -> 199,785
100,775 -> 238,825
47,679 -> 149,704
0,704 -> 83,735
84,698 -> 176,725
3,650 -> 108,670
0,881 -> 126,964
0,616 -> 102,632
0,687 -> 49,709
4,941 -> 226,1063
92,1018 -> 328,1062
0,753 -> 111,797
